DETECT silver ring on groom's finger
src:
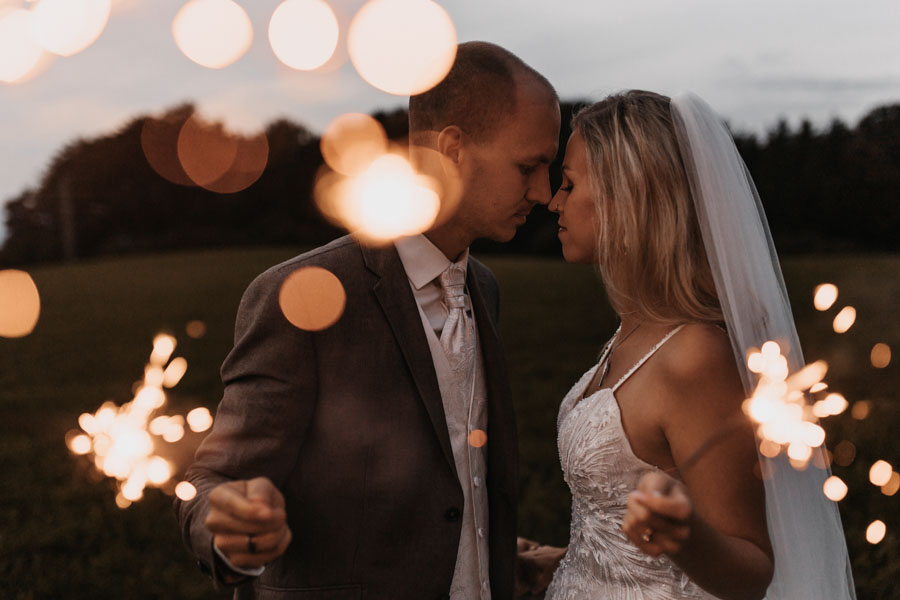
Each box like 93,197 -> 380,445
247,535 -> 257,554
641,529 -> 653,543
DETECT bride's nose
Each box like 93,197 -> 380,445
549,190 -> 564,213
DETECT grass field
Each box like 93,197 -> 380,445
1,248 -> 897,599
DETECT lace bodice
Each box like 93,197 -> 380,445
544,327 -> 718,600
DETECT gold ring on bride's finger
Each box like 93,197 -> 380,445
247,535 -> 257,554
641,529 -> 653,543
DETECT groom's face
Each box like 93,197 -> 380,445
458,80 -> 560,242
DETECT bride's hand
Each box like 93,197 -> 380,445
622,471 -> 693,557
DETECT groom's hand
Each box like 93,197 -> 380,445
205,477 -> 292,570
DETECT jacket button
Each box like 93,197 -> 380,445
444,507 -> 461,522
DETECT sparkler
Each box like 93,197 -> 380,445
681,282 -> 895,546
66,332 -> 213,508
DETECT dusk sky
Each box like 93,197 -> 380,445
2,0 -> 899,242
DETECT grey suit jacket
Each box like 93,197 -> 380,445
175,235 -> 518,600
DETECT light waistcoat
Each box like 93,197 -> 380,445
395,234 -> 491,599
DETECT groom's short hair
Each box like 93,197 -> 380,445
409,41 -> 557,143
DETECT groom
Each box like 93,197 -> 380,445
175,41 -> 561,599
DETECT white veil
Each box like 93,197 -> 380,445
670,93 -> 856,599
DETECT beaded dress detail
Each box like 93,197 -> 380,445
544,325 -> 718,600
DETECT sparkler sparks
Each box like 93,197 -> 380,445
66,333 -> 214,507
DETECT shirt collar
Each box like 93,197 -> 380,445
395,234 -> 469,290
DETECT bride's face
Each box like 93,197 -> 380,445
550,131 -> 600,264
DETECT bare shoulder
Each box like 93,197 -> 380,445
658,323 -> 743,406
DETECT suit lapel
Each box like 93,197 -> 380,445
361,243 -> 457,475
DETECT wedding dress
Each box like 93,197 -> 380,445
544,324 -> 717,600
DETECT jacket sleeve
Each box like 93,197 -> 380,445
174,264 -> 318,584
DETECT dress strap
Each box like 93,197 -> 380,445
611,325 -> 686,392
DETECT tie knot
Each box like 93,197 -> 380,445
439,266 -> 466,309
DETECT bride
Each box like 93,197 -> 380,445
517,91 -> 855,599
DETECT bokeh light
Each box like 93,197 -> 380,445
468,429 -> 487,448
348,0 -> 456,95
175,481 -> 197,501
150,333 -> 176,366
823,476 -> 848,502
865,520 -> 886,544
881,471 -> 900,496
321,113 -> 388,176
0,9 -> 44,83
186,407 -> 213,433
278,266 -> 347,331
203,131 -> 269,194
269,0 -> 339,71
141,110 -> 196,187
175,113 -> 269,193
851,400 -> 871,420
316,153 -> 441,243
832,306 -> 856,333
185,320 -> 207,339
869,460 -> 892,487
68,433 -> 92,455
177,114 -> 239,187
833,440 -> 856,466
882,472 -> 900,497
172,0 -> 252,69
870,343 -> 891,368
0,269 -> 41,338
163,357 -> 188,388
31,0 -> 111,57
813,283 -> 838,311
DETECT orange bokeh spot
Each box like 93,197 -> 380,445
832,306 -> 856,334
141,111 -> 195,187
204,132 -> 269,194
279,267 -> 347,331
348,0 -> 457,96
882,472 -> 900,497
269,0 -> 339,71
870,343 -> 891,369
186,407 -> 214,433
833,440 -> 856,467
177,115 -> 239,186
175,481 -> 198,501
321,113 -> 388,176
31,0 -> 111,57
0,269 -> 41,338
315,153 -> 441,244
813,283 -> 838,311
185,320 -> 207,339
468,429 -> 487,448
822,475 -> 848,502
865,520 -> 886,544
176,114 -> 269,193
0,9 -> 44,84
172,0 -> 252,69
869,460 -> 892,487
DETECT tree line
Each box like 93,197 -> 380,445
1,100 -> 898,266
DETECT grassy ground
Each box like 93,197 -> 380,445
1,249 -> 897,598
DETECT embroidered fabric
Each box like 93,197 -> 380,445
545,328 -> 717,600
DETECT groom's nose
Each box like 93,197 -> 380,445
526,170 -> 552,206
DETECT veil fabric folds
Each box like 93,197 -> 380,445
670,93 -> 856,600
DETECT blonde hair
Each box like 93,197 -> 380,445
572,90 -> 722,325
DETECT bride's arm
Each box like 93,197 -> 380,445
622,325 -> 774,600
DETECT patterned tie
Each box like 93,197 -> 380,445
439,265 -> 476,375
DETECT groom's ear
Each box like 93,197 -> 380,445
436,125 -> 463,166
